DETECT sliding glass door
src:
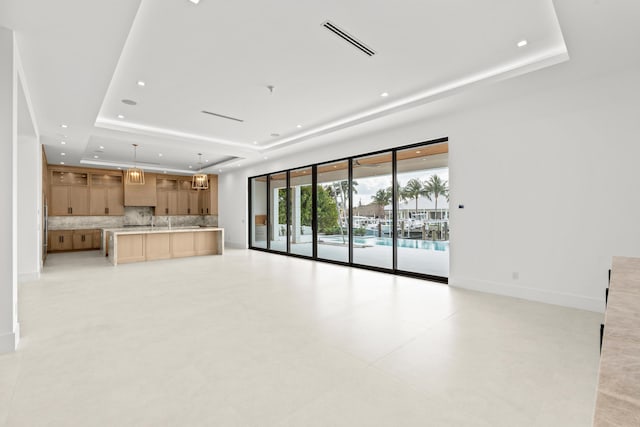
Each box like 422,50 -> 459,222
248,138 -> 449,282
250,176 -> 268,249
289,167 -> 313,257
268,172 -> 287,253
351,152 -> 393,270
396,144 -> 449,277
316,160 -> 349,263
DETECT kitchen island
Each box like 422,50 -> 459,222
105,227 -> 223,266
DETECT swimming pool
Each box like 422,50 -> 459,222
321,236 -> 449,251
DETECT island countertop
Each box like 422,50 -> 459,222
106,227 -> 224,265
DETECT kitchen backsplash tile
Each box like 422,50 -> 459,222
48,206 -> 218,230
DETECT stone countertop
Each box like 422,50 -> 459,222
593,256 -> 640,426
104,226 -> 223,235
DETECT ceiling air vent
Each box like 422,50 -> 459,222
201,110 -> 244,123
322,21 -> 376,57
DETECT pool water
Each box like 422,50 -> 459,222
322,236 -> 449,251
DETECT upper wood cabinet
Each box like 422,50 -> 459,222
46,166 -> 217,217
124,173 -> 157,206
50,171 -> 90,216
198,175 -> 218,215
90,173 -> 124,215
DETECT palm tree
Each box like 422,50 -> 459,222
402,178 -> 426,216
371,188 -> 391,218
325,180 -> 358,243
423,175 -> 449,239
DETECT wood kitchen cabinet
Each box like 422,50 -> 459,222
177,179 -> 199,215
92,230 -> 102,249
156,178 -> 178,215
198,175 -> 218,215
48,230 -> 74,251
124,173 -> 157,206
72,230 -> 94,250
90,173 -> 124,215
50,171 -> 90,216
48,229 -> 101,252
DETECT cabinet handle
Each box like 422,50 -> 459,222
105,207 -> 109,214
188,208 -> 191,214
68,207 -> 71,214
165,208 -> 168,214
70,207 -> 73,214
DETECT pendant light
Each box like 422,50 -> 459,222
126,144 -> 145,185
192,153 -> 208,190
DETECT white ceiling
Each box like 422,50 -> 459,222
2,0 -> 567,175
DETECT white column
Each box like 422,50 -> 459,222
292,186 -> 301,243
0,26 -> 19,353
272,188 -> 279,241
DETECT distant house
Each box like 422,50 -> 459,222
384,197 -> 449,221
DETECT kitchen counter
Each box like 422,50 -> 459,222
593,256 -> 640,425
106,227 -> 224,265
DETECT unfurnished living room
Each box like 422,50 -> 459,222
1,0 -> 639,426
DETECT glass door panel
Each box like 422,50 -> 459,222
316,160 -> 349,263
250,176 -> 268,248
352,152 -> 393,269
396,143 -> 449,277
269,173 -> 287,252
289,167 -> 313,257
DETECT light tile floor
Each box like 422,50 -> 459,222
0,249 -> 602,426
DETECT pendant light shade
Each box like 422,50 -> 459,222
126,144 -> 145,185
192,153 -> 209,190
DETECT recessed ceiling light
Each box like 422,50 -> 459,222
117,114 -> 125,119
163,171 -> 167,174
99,145 -> 104,149
205,159 -> 208,162
416,151 -> 421,154
296,124 -> 302,129
137,81 -> 145,87
333,165 -> 337,168
264,156 -> 268,160
60,141 -> 66,145
381,92 -> 389,97
218,169 -> 222,172
517,39 -> 528,48
61,153 -> 66,156
253,141 -> 258,145
117,167 -> 122,170
60,161 -> 65,165
188,165 -> 192,169
94,155 -> 99,159
158,153 -> 163,157
189,0 -> 201,4
60,124 -> 68,128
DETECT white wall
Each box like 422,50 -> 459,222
0,26 -> 19,352
219,8 -> 640,312
17,133 -> 41,282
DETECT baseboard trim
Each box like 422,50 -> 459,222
0,324 -> 19,353
19,271 -> 40,283
449,277 -> 604,313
